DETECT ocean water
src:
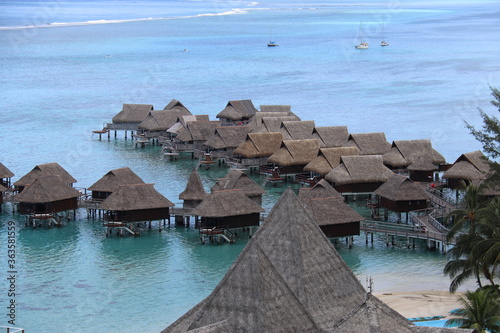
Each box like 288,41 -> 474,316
0,0 -> 499,332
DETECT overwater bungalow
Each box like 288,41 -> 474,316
15,176 -> 81,222
163,99 -> 191,114
138,109 -> 191,139
250,115 -> 299,133
167,120 -> 221,156
191,189 -> 264,230
299,179 -> 363,238
230,132 -> 283,169
211,169 -> 265,205
100,183 -> 174,234
442,150 -> 491,189
0,162 -> 14,188
87,167 -> 145,200
279,120 -> 315,140
383,140 -> 446,182
325,155 -> 395,193
14,162 -> 77,193
179,169 -> 207,210
267,139 -> 320,177
311,125 -> 349,148
106,103 -> 154,135
304,146 -> 360,177
162,188 -> 467,333
0,184 -> 7,207
374,174 -> 430,214
346,132 -> 391,155
203,126 -> 251,160
216,99 -> 258,126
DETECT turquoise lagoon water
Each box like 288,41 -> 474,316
1,0 -> 499,331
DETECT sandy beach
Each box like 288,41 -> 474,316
376,291 -> 464,319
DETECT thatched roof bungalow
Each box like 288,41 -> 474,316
211,169 -> 265,205
138,108 -> 191,138
14,162 -> 77,193
346,132 -> 391,155
163,99 -> 191,114
312,126 -> 349,148
442,151 -> 491,189
88,167 -> 145,200
192,189 -> 264,229
216,100 -> 258,126
267,139 -> 320,175
259,105 -> 292,113
304,146 -> 360,176
203,126 -> 251,159
374,174 -> 430,212
0,183 -> 8,206
108,103 -> 154,131
0,162 -> 14,188
299,180 -> 362,237
325,155 -> 395,193
16,176 -> 81,215
250,116 -> 299,133
162,188 -> 468,333
279,120 -> 315,140
169,120 -> 221,153
179,169 -> 207,209
100,183 -> 174,223
231,132 -> 283,168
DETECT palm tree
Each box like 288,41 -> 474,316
445,288 -> 500,332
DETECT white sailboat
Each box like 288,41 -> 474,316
355,21 -> 368,49
380,24 -> 389,46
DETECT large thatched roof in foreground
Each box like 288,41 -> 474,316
179,169 -> 207,201
191,189 -> 264,217
346,132 -> 391,155
267,139 -> 320,167
14,162 -> 77,187
0,162 -> 14,179
325,155 -> 394,185
233,132 -> 283,158
162,189 -> 469,333
112,103 -> 153,123
16,176 -> 81,203
88,167 -> 145,193
211,169 -> 265,197
374,174 -> 430,201
99,183 -> 174,211
216,100 -> 258,121
304,147 -> 360,176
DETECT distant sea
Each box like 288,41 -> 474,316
0,0 -> 499,332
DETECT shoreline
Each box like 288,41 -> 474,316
375,290 -> 464,319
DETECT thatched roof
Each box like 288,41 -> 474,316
16,176 -> 81,203
304,147 -> 360,176
163,99 -> 192,115
175,121 -> 221,143
167,115 -> 210,135
111,104 -> 153,123
216,100 -> 258,121
0,162 -> 14,179
443,151 -> 492,180
138,110 -> 184,131
99,183 -> 174,211
259,105 -> 291,113
14,162 -> 77,187
298,179 -> 343,201
407,155 -> 439,171
383,140 -> 445,168
346,132 -> 391,155
88,167 -> 145,193
251,116 -> 299,133
203,126 -> 251,149
179,169 -> 207,201
163,189 -> 467,333
267,139 -> 320,167
233,132 -> 283,158
312,126 -> 349,148
303,196 -> 363,226
0,184 -> 7,192
211,169 -> 265,197
325,155 -> 395,185
374,174 -> 430,201
191,189 -> 264,217
280,120 -> 315,140
459,150 -> 491,173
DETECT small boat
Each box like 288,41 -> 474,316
355,21 -> 368,49
267,41 -> 278,47
380,41 -> 389,46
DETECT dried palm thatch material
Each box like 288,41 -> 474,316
16,176 -> 81,203
216,100 -> 258,122
279,120 -> 315,140
233,132 -> 283,158
211,169 -> 265,202
15,162 -> 77,190
167,115 -> 210,135
374,174 -> 430,201
443,150 -> 491,181
259,105 -> 292,113
346,132 -> 391,155
179,169 -> 207,201
162,188 -> 469,333
191,189 -> 264,218
250,116 -> 299,133
100,183 -> 174,211
267,139 -> 320,167
111,104 -> 153,123
139,110 -> 187,132
325,155 -> 394,185
312,126 -> 349,148
88,167 -> 145,194
163,99 -> 192,114
0,162 -> 14,179
203,126 -> 251,149
174,121 -> 221,143
304,147 -> 360,176
383,140 -> 445,169
298,179 -> 343,201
